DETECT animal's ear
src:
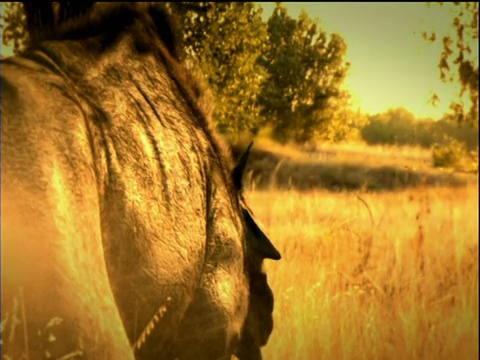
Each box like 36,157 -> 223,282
243,209 -> 281,261
232,142 -> 254,191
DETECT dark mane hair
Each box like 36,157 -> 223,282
24,3 -> 181,62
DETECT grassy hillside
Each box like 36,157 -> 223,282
247,184 -> 478,360
231,139 -> 477,192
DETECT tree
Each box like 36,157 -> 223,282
258,4 -> 350,144
361,108 -> 417,146
360,107 -> 478,150
321,92 -> 368,142
167,3 -> 268,136
423,2 -> 479,128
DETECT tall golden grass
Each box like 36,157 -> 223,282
247,184 -> 478,360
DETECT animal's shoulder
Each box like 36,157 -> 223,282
1,54 -> 85,134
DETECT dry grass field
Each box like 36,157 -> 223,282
246,184 -> 478,360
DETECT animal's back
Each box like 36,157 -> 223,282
1,8 -> 248,358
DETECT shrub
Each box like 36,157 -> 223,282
432,136 -> 467,168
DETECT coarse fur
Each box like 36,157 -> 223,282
1,2 -> 279,359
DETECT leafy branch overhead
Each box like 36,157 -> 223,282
423,2 -> 478,128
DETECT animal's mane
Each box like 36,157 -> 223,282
23,2 -> 236,191
25,3 -> 180,60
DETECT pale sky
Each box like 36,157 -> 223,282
259,2 -> 478,120
2,3 -> 477,120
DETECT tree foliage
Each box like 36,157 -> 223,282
361,107 -> 478,150
316,92 -> 367,143
258,4 -> 349,143
167,3 -> 268,136
423,2 -> 479,128
362,108 -> 417,146
1,2 -> 28,54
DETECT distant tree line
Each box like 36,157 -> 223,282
361,107 -> 478,151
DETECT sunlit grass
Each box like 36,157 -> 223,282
251,138 -> 433,168
247,184 -> 478,360
231,139 -> 476,194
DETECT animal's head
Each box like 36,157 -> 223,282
231,142 -> 281,360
